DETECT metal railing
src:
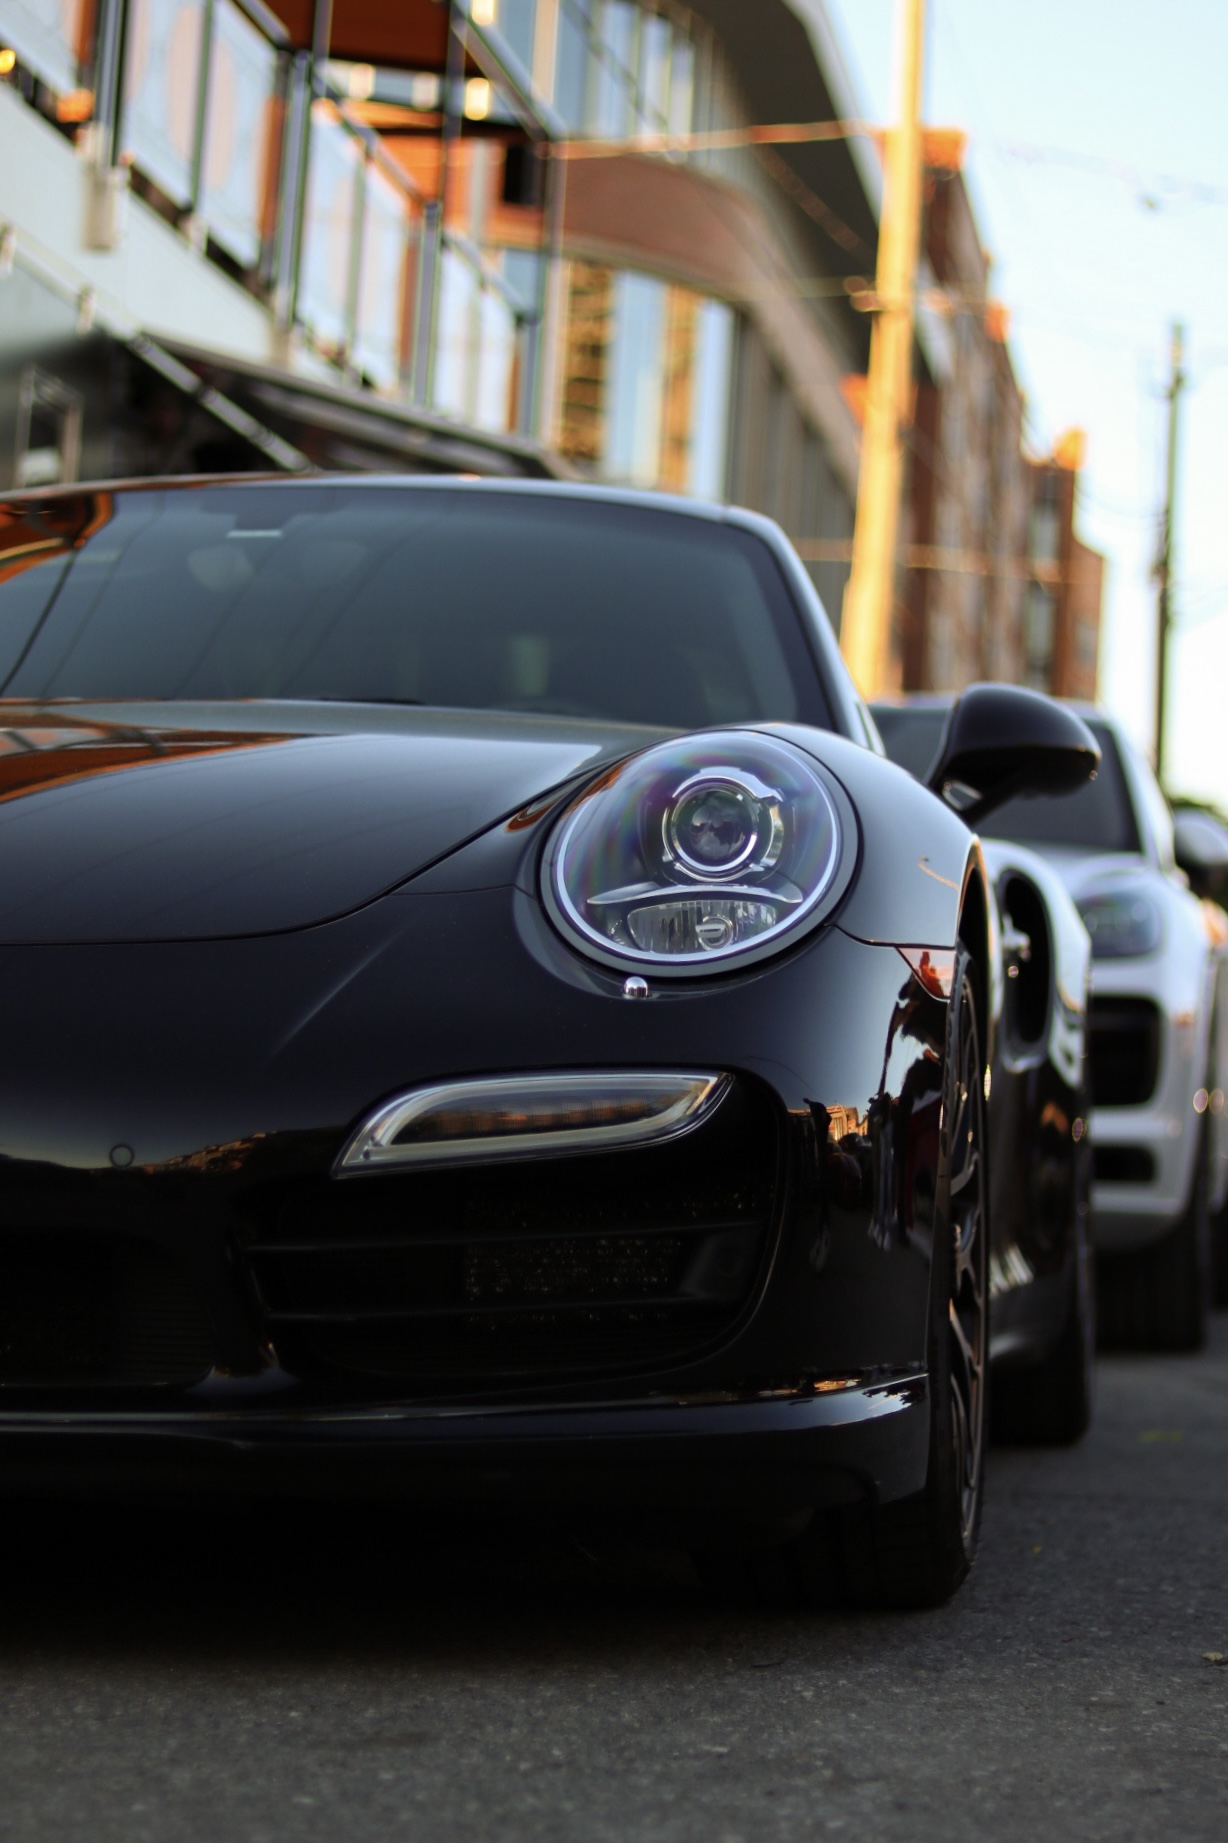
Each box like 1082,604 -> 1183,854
0,0 -> 545,433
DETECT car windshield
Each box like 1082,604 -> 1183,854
874,705 -> 1142,853
0,485 -> 831,731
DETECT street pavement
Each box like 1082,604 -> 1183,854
1,1316 -> 1225,1843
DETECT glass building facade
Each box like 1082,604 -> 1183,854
0,0 -> 867,623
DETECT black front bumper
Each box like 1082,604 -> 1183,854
0,1376 -> 930,1511
0,863 -> 947,1508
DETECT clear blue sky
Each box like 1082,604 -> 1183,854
824,0 -> 1228,805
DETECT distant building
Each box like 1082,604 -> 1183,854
0,1 -> 1105,689
1023,450 -> 1104,701
0,0 -> 899,625
893,153 -> 1105,699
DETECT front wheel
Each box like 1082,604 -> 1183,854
794,946 -> 990,1609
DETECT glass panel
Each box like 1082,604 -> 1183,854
637,11 -> 671,131
606,270 -> 665,486
124,0 -> 207,206
689,300 -> 733,500
553,0 -> 590,128
593,0 -> 634,136
0,0 -> 87,93
668,29 -> 694,138
199,0 -> 279,268
474,286 -> 517,432
298,102 -> 362,351
493,0 -> 536,72
433,247 -> 480,421
353,161 -> 413,389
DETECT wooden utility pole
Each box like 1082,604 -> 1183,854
840,0 -> 927,697
1154,321 -> 1185,785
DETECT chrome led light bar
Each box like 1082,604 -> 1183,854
334,1070 -> 731,1175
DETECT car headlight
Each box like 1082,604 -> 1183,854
544,732 -> 855,974
1077,888 -> 1163,959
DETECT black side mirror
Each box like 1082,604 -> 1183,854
1173,809 -> 1228,903
926,684 -> 1100,827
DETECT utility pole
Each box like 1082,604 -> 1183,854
1154,321 -> 1185,785
840,0 -> 927,697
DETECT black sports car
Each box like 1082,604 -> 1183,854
0,478 -> 1097,1608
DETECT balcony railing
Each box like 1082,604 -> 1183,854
0,0 -> 546,436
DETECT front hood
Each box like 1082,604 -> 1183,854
997,843 -> 1154,902
0,701 -> 652,942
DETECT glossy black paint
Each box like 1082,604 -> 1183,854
0,476 -> 1090,1513
928,683 -> 1101,825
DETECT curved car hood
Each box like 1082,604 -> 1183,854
0,702 -> 649,942
1003,843 -> 1154,896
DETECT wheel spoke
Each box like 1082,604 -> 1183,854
949,1145 -> 979,1198
948,1296 -> 979,1387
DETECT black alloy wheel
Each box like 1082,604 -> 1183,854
694,948 -> 990,1611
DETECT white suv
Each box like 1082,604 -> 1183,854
874,698 -> 1228,1351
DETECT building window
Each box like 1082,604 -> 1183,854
688,300 -> 733,498
556,261 -> 732,495
1025,582 -> 1055,689
594,1 -> 637,136
551,1 -> 699,140
554,0 -> 592,127
606,269 -> 665,482
481,0 -> 538,72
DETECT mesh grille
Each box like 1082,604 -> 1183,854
1088,997 -> 1161,1108
241,1076 -> 779,1387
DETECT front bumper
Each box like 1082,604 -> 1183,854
0,1376 -> 930,1511
0,842 -> 950,1505
1089,957 -> 1209,1251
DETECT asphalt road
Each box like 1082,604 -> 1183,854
1,1318 -> 1226,1843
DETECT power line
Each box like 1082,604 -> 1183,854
997,141 -> 1228,212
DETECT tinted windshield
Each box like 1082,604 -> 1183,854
875,703 -> 1141,854
0,485 -> 831,730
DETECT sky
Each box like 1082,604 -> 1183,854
822,0 -> 1228,806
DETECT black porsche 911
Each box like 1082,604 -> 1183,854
0,477 -> 1098,1608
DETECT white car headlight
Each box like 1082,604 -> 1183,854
1078,887 -> 1163,959
544,732 -> 855,974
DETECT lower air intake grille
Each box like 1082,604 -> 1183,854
0,1234 -> 216,1387
1093,1145 -> 1155,1185
1088,997 -> 1162,1108
241,1075 -> 779,1388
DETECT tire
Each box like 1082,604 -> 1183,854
1097,1124 -> 1211,1352
797,946 -> 990,1609
992,1200 -> 1095,1446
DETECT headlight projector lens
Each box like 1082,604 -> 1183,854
545,731 -> 856,974
664,772 -> 784,880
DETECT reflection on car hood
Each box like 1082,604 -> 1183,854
0,701 -> 655,943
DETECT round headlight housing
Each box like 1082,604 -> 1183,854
1077,886 -> 1163,959
544,732 -> 855,974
